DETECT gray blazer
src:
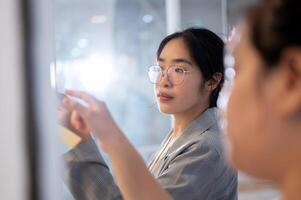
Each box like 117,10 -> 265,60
63,108 -> 238,200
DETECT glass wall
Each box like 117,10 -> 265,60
54,0 -> 226,159
55,0 -> 170,160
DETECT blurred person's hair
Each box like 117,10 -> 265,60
156,28 -> 225,108
247,0 -> 301,67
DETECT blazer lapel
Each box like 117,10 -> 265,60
157,108 -> 219,175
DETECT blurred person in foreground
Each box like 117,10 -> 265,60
226,0 -> 301,199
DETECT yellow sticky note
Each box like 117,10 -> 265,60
58,125 -> 82,148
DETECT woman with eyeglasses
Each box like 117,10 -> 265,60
61,28 -> 238,200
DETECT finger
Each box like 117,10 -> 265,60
65,90 -> 97,106
63,97 -> 87,116
70,111 -> 82,130
74,112 -> 86,128
70,111 -> 91,134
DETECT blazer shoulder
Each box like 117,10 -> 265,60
193,124 -> 224,158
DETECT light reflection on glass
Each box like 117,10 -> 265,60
55,53 -> 115,95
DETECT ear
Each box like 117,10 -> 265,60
274,48 -> 301,117
206,72 -> 222,91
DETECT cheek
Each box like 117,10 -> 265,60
226,74 -> 272,174
178,83 -> 197,97
176,79 -> 204,105
226,74 -> 254,156
226,84 -> 248,158
227,77 -> 252,139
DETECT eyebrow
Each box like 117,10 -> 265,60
158,58 -> 193,66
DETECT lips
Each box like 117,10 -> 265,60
157,92 -> 174,102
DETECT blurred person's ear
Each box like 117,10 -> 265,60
269,48 -> 301,118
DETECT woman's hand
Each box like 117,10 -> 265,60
62,90 -> 122,151
63,90 -> 172,200
57,93 -> 91,143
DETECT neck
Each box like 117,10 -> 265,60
171,104 -> 210,137
281,167 -> 301,200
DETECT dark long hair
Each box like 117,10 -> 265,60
248,0 -> 301,67
156,28 -> 225,108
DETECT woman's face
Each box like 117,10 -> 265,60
226,24 -> 292,179
155,37 -> 210,115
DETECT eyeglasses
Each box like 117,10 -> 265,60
148,65 -> 191,85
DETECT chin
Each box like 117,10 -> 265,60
157,104 -> 177,114
157,99 -> 186,115
230,148 -> 267,179
158,107 -> 175,114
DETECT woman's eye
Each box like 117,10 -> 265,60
174,67 -> 184,73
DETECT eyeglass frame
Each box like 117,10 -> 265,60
148,65 -> 192,85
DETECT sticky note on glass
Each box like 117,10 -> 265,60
58,125 -> 81,148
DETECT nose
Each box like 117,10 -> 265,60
158,71 -> 172,88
